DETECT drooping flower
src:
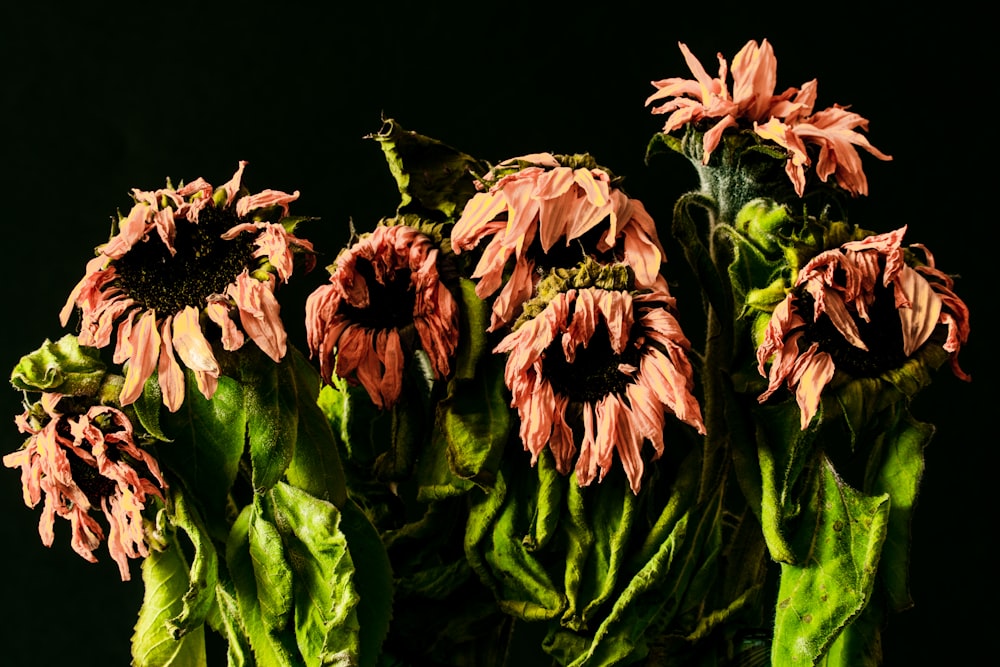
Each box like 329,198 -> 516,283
756,226 -> 970,429
306,222 -> 459,410
4,393 -> 166,581
451,153 -> 666,331
60,162 -> 313,411
494,276 -> 705,494
646,40 -> 891,197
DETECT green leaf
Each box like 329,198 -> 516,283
644,131 -> 684,164
465,466 -> 564,621
818,595 -> 884,667
243,355 -> 298,492
755,402 -> 820,564
772,456 -> 890,666
210,576 -> 253,667
226,504 -> 301,667
166,489 -> 219,638
436,353 -> 509,486
453,277 -> 489,381
671,192 -> 729,318
134,371 -> 170,441
369,118 -> 486,219
870,413 -> 933,612
561,473 -> 636,632
250,499 -> 295,632
132,520 -> 208,667
562,481 -> 722,667
521,449 -> 563,552
10,334 -> 106,395
283,346 -> 348,507
270,482 -> 364,666
159,372 -> 246,536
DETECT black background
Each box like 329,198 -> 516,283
0,4 -> 991,665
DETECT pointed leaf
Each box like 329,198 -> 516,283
159,373 -> 246,535
250,499 -> 294,632
166,488 -> 219,638
210,576 -> 253,667
283,346 -> 348,507
243,356 -> 297,492
871,413 -> 933,611
370,118 -> 485,219
437,353 -> 509,486
453,277 -> 489,381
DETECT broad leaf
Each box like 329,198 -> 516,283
870,413 -> 933,612
369,118 -> 485,219
270,482 -> 363,666
243,355 -> 297,492
166,489 -> 219,638
435,353 -> 509,486
131,516 -> 207,667
159,372 -> 246,536
772,457 -> 890,666
10,334 -> 106,395
250,499 -> 294,633
283,346 -> 348,507
227,505 -> 300,667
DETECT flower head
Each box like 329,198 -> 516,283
494,274 -> 704,494
451,153 -> 666,331
4,393 -> 166,581
756,226 -> 970,428
306,222 -> 459,409
60,162 -> 313,411
647,40 -> 891,197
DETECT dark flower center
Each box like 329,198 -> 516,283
800,271 -> 906,377
114,204 -> 257,314
338,258 -> 416,331
528,219 -> 617,274
542,323 -> 640,402
67,451 -> 118,507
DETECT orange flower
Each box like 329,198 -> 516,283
3,394 -> 166,581
494,285 -> 704,494
757,227 -> 970,428
647,40 -> 891,197
452,154 -> 665,330
60,162 -> 312,411
646,40 -> 797,162
306,224 -> 459,409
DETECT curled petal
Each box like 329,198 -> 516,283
228,271 -> 287,362
119,310 -> 161,407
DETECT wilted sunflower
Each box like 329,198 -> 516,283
305,222 -> 459,409
757,226 -> 970,428
451,153 -> 666,331
495,274 -> 705,494
4,393 -> 166,581
60,161 -> 313,411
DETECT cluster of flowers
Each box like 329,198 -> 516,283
9,164 -> 312,577
4,38 -> 971,590
306,153 -> 706,494
646,39 -> 892,196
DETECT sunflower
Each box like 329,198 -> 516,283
451,153 -> 665,331
757,226 -> 970,428
494,276 -> 704,494
60,161 -> 313,411
305,222 -> 459,409
4,393 -> 166,581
